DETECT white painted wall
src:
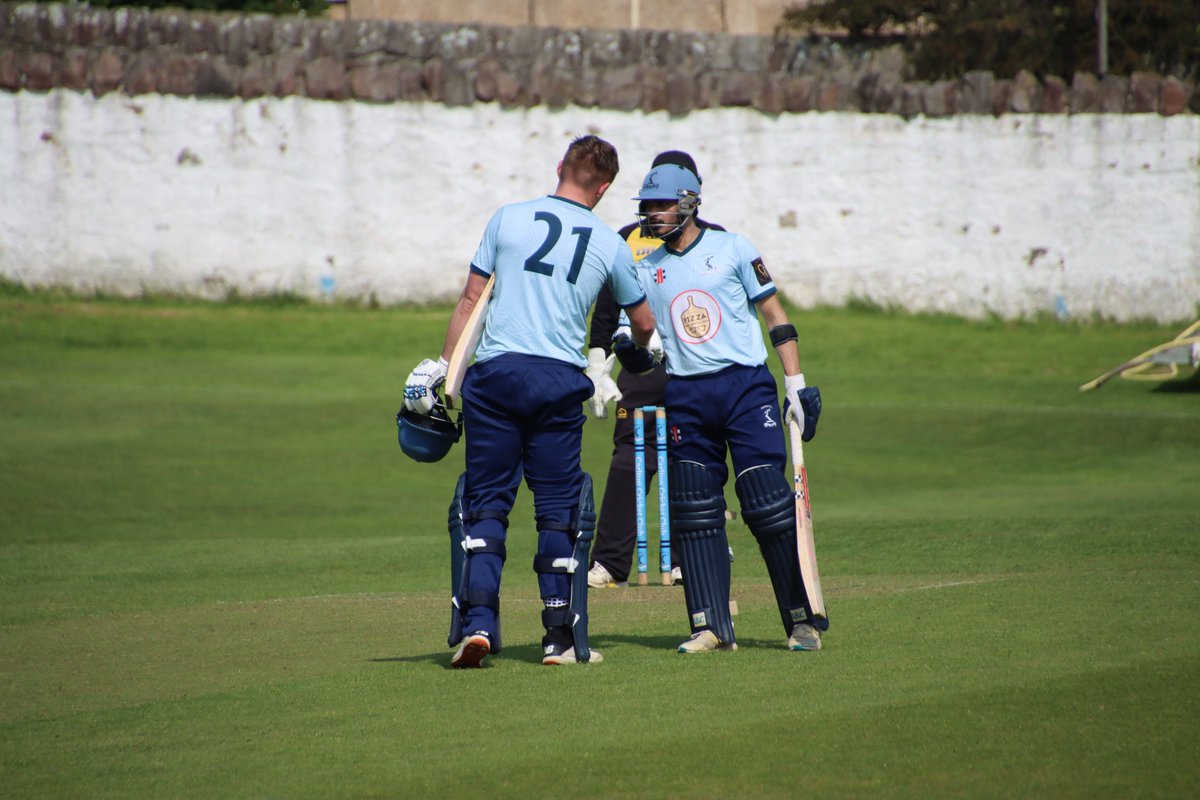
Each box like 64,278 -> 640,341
2,89 -> 1198,321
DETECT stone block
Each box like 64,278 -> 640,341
344,19 -> 388,57
898,82 -> 924,118
68,9 -> 111,47
640,66 -> 669,112
858,71 -> 900,113
955,70 -> 994,114
732,33 -> 768,72
419,57 -> 442,101
816,78 -> 841,112
1099,74 -> 1129,112
349,56 -> 400,102
600,65 -> 641,111
247,14 -> 275,53
158,53 -> 197,95
217,16 -> 251,65
270,50 -> 305,97
755,73 -> 785,115
182,14 -> 215,54
1069,72 -> 1099,113
111,7 -> 150,49
60,47 -> 90,91
720,70 -> 759,106
19,50 -> 55,91
1129,71 -> 1159,113
0,48 -> 18,91
1009,69 -> 1041,113
990,79 -> 1011,115
239,58 -> 269,98
782,74 -> 816,112
440,61 -> 475,106
1040,75 -> 1068,113
123,51 -> 159,95
308,19 -> 345,59
1160,77 -> 1188,116
148,12 -> 183,47
665,71 -> 699,116
196,54 -> 239,96
90,49 -> 125,96
922,80 -> 951,117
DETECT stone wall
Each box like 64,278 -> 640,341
332,0 -> 803,37
2,2 -> 1196,116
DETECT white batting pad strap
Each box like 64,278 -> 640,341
552,557 -> 580,572
464,537 -> 488,551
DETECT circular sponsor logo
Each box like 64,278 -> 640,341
671,290 -> 722,344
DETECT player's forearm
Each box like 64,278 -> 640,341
440,301 -> 472,362
773,339 -> 801,376
757,295 -> 802,376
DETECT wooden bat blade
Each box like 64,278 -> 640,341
789,418 -> 827,622
444,274 -> 495,408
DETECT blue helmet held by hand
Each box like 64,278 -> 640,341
397,397 -> 463,463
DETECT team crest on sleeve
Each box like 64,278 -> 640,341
751,257 -> 772,286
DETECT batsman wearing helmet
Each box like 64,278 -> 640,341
585,150 -> 727,590
402,135 -> 659,668
623,160 -> 826,653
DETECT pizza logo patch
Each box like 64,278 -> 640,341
751,257 -> 772,286
671,290 -> 722,345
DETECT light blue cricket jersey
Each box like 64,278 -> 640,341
471,195 -> 645,368
636,228 -> 776,377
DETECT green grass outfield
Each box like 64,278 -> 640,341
1,290 -> 1198,799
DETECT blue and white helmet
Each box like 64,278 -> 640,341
632,164 -> 701,241
396,399 -> 462,463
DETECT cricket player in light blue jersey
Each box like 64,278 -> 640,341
402,135 -> 659,669
621,161 -> 826,654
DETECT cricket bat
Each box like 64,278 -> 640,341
444,273 -> 495,409
788,416 -> 827,624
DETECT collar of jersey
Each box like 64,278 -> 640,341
548,194 -> 591,211
664,227 -> 707,257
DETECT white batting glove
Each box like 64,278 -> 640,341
647,329 -> 664,364
403,357 -> 448,414
783,373 -> 806,428
585,347 -> 622,418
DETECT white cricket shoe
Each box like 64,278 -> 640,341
787,622 -> 822,651
542,643 -> 605,665
677,630 -> 737,653
587,563 -> 627,588
450,632 -> 491,668
670,566 -> 684,585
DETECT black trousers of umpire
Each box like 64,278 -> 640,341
590,362 -> 673,583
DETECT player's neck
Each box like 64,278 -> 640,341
665,222 -> 700,253
552,182 -> 598,209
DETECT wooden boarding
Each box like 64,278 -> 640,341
444,274 -> 495,409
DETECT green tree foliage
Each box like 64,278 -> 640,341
58,0 -> 327,16
782,0 -> 1200,80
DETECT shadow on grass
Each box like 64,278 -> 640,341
366,632 -> 801,668
1152,371 -> 1200,392
368,643 -> 547,668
